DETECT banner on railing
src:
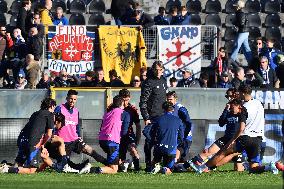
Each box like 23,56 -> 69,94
157,25 -> 202,80
47,26 -> 95,75
98,26 -> 147,84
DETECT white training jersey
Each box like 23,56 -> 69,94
242,99 -> 265,137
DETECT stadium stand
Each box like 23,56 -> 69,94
189,13 -> 201,25
223,13 -> 236,27
0,13 -> 6,25
69,12 -> 86,25
165,0 -> 181,13
265,26 -> 282,41
186,0 -> 202,13
244,0 -> 261,13
51,0 -> 67,13
9,0 -> 21,14
263,0 -> 280,14
224,39 -> 235,54
248,26 -> 261,40
264,13 -> 281,27
70,0 -> 86,14
223,0 -> 235,14
223,27 -> 237,41
88,0 -> 106,14
9,13 -> 17,27
0,0 -> 8,13
31,0 -> 41,12
247,13 -> 261,28
204,0 -> 222,13
205,13 -> 221,27
88,13 -> 105,25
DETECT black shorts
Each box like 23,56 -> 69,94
236,135 -> 262,163
119,134 -> 137,160
99,140 -> 120,165
214,136 -> 231,149
65,138 -> 86,156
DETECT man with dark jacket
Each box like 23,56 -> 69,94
139,61 -> 167,172
110,0 -> 136,25
230,0 -> 252,64
17,0 -> 32,39
125,9 -> 154,28
27,27 -> 43,61
231,66 -> 245,90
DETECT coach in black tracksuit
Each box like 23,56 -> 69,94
139,61 -> 167,172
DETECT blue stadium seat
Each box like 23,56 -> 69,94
248,27 -> 261,40
189,13 -> 201,25
244,0 -> 261,13
70,0 -> 86,14
264,13 -> 281,27
247,13 -> 261,27
0,0 -> 8,13
223,27 -> 237,41
223,0 -> 235,14
205,14 -> 221,27
88,13 -> 105,25
9,0 -> 22,15
263,0 -> 280,13
265,27 -> 281,41
0,13 -> 6,25
186,0 -> 202,13
88,0 -> 105,14
204,0 -> 222,13
51,0 -> 67,13
69,13 -> 86,25
166,0 -> 181,13
223,13 -> 236,27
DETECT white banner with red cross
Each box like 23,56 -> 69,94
48,25 -> 95,75
157,25 -> 202,80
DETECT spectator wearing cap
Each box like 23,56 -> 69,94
154,7 -> 170,25
109,69 -> 124,87
36,72 -> 51,89
14,69 -> 27,89
169,77 -> 178,87
231,66 -> 245,90
53,7 -> 68,25
80,70 -> 95,87
261,38 -> 281,70
217,71 -> 232,88
257,56 -> 280,89
24,54 -> 41,89
244,68 -> 263,88
131,76 -> 141,87
94,67 -> 107,87
177,68 -> 199,88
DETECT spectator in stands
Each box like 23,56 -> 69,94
217,71 -> 232,88
261,38 -> 281,70
110,0 -> 136,25
154,7 -> 170,25
177,68 -> 199,87
54,70 -> 80,87
94,67 -> 107,87
80,70 -> 95,87
24,54 -> 41,89
36,72 -> 51,89
167,6 -> 179,25
169,77 -> 178,87
177,6 -> 190,25
140,67 -> 147,83
53,7 -> 69,25
17,0 -> 32,39
126,9 -> 154,29
27,27 -> 43,61
244,68 -> 263,88
198,72 -> 209,88
231,66 -> 245,89
32,12 -> 45,38
256,37 -> 264,55
230,0 -> 252,64
212,47 -> 231,77
109,69 -> 124,87
275,54 -> 284,88
131,76 -> 141,87
257,56 -> 280,89
14,69 -> 27,89
0,25 -> 13,87
39,0 -> 53,35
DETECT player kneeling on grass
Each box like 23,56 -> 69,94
151,101 -> 184,174
0,98 -> 70,174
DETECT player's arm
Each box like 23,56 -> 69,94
218,104 -> 230,127
121,111 -> 130,137
139,80 -> 152,125
178,107 -> 192,139
178,120 -> 185,142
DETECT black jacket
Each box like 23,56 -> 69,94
27,35 -> 43,61
234,10 -> 249,33
125,12 -> 155,28
231,77 -> 245,90
110,0 -> 135,18
139,76 -> 167,121
258,67 -> 278,89
17,8 -> 31,39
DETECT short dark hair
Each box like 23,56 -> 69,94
166,91 -> 177,98
169,77 -> 177,83
119,89 -> 130,98
158,7 -> 166,13
22,0 -> 30,7
109,69 -> 118,78
219,47 -> 226,52
85,70 -> 94,77
267,38 -> 275,44
229,98 -> 243,106
151,61 -> 164,77
55,112 -> 65,126
67,89 -> 78,97
239,85 -> 252,95
162,101 -> 174,112
40,97 -> 56,110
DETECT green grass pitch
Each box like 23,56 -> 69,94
0,164 -> 282,189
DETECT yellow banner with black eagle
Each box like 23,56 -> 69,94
98,26 -> 147,84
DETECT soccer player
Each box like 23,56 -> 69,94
189,85 -> 279,174
54,89 -> 106,167
166,91 -> 192,163
151,101 -> 184,174
118,89 -> 141,172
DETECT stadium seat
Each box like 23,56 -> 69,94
88,0 -> 105,14
263,0 -> 280,13
9,14 -> 17,27
204,0 -> 222,13
247,13 -> 261,27
0,13 -> 6,25
31,0 -> 41,12
264,13 -> 281,27
9,0 -> 22,14
189,13 -> 201,25
265,27 -> 281,41
69,13 -> 86,25
186,0 -> 202,13
51,0 -> 67,13
70,0 -> 86,14
205,14 -> 221,27
166,0 -> 181,13
223,27 -> 237,41
223,0 -> 235,14
248,27 -> 261,40
0,0 -> 8,13
88,13 -> 105,25
225,40 -> 235,54
244,0 -> 261,13
223,13 -> 236,27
